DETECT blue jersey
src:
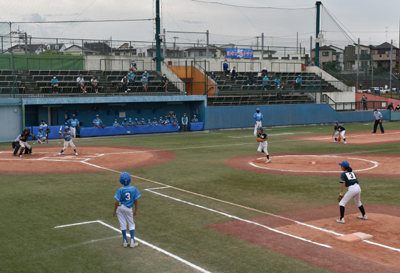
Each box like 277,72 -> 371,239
296,77 -> 303,83
263,77 -> 269,85
114,186 -> 141,208
274,78 -> 280,84
63,131 -> 72,141
163,119 -> 170,124
340,171 -> 359,187
93,118 -> 102,126
171,119 -> 178,124
128,73 -> 135,80
113,122 -> 120,127
142,72 -> 149,78
68,118 -> 79,127
133,121 -> 140,126
122,121 -> 129,126
36,131 -> 46,139
51,79 -> 59,86
191,118 -> 198,122
152,121 -> 158,125
334,125 -> 345,132
254,112 -> 263,122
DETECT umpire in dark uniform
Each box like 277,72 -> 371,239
372,109 -> 384,134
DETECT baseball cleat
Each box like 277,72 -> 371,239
58,153 -> 62,156
30,153 -> 35,155
332,140 -> 337,143
13,154 -> 17,156
265,159 -> 271,163
123,240 -> 128,248
130,239 -> 138,248
75,153 -> 78,156
336,218 -> 345,224
19,155 -> 23,158
344,141 -> 347,144
357,215 -> 368,220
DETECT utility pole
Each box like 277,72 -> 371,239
261,33 -> 264,60
390,39 -> 393,94
357,38 -> 360,92
296,32 -> 298,54
315,1 -> 322,67
163,28 -> 166,58
206,30 -> 209,58
310,36 -> 312,66
155,0 -> 162,73
173,37 -> 178,58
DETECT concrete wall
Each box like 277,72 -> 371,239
0,99 -> 22,142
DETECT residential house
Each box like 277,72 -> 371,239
328,45 -> 344,70
83,42 -> 111,55
370,42 -> 399,69
183,47 -> 217,58
64,45 -> 99,55
146,47 -> 184,58
344,44 -> 371,71
8,44 -> 45,54
311,46 -> 336,67
111,43 -> 137,56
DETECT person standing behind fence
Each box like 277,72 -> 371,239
51,75 -> 59,94
130,60 -> 137,72
294,75 -> 302,90
361,95 -> 368,110
76,74 -> 87,93
387,102 -> 394,111
372,109 -> 384,134
181,113 -> 188,131
395,104 -> 400,111
161,74 -> 168,92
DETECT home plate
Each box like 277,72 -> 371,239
336,232 -> 373,243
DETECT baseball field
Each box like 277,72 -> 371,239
1,122 -> 400,273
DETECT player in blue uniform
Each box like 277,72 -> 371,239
332,121 -> 347,144
93,114 -> 105,128
336,160 -> 367,224
128,118 -> 133,126
253,108 -> 263,136
58,127 -> 78,156
152,117 -> 158,125
133,118 -> 140,128
191,115 -> 198,123
163,116 -> 170,125
147,119 -> 152,125
113,172 -> 141,248
36,128 -> 46,144
113,119 -> 120,127
67,114 -> 81,138
140,118 -> 146,125
121,118 -> 129,127
158,117 -> 163,125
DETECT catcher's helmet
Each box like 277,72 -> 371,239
258,127 -> 263,131
120,172 -> 131,185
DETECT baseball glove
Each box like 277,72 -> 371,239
337,136 -> 341,142
338,194 -> 344,202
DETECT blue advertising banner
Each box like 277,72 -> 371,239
226,48 -> 253,59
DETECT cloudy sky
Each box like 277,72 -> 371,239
1,0 -> 400,50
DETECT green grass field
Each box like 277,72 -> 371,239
1,122 -> 399,273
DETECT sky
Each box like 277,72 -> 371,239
1,0 -> 400,50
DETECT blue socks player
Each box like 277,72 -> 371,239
113,172 -> 141,248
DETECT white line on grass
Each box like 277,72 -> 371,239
54,220 -> 212,273
145,188 -> 331,248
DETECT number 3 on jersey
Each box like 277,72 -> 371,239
125,192 -> 131,200
345,172 -> 356,180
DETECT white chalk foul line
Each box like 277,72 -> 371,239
145,188 -> 331,249
250,155 -> 379,173
54,220 -> 211,273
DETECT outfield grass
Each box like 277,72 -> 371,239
1,122 -> 399,272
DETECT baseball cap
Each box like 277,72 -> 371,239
339,161 -> 350,168
72,114 -> 76,117
96,114 -> 99,117
65,126 -> 70,130
129,118 -> 132,120
374,109 -> 377,111
194,115 -> 196,117
124,118 -> 127,121
334,121 -> 338,124
142,118 -> 144,120
39,128 -> 43,130
132,59 -> 135,62
256,108 -> 260,111
64,122 -> 68,125
258,127 -> 263,131
115,119 -> 117,121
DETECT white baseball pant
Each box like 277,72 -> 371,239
339,183 -> 362,207
254,121 -> 262,135
63,140 -> 76,150
38,137 -> 46,143
19,141 -> 31,150
70,127 -> 76,138
257,141 -> 269,155
116,204 -> 135,231
334,130 -> 345,139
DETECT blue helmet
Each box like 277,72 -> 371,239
119,172 -> 131,185
258,127 -> 263,131
334,121 -> 338,124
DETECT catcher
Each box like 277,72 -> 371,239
336,160 -> 367,224
332,121 -> 347,144
13,128 -> 36,157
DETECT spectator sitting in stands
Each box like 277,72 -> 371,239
294,75 -> 302,90
92,80 -> 99,93
261,67 -> 268,76
223,60 -> 229,75
140,118 -> 146,125
230,67 -> 238,80
133,118 -> 140,127
121,76 -> 130,93
171,117 -> 178,126
113,119 -> 120,127
128,71 -> 135,87
246,71 -> 256,85
210,71 -> 216,80
276,83 -> 283,100
147,119 -> 152,125
158,117 -> 164,125
191,115 -> 199,123
51,75 -> 59,94
152,117 -> 158,125
274,76 -> 281,87
90,76 -> 96,86
141,75 -> 148,91
121,118 -> 129,126
387,102 -> 394,111
161,74 -> 168,92
163,116 -> 170,125
77,74 -> 87,93
262,75 -> 270,90
395,104 -> 400,111
142,70 -> 149,80
130,60 -> 137,72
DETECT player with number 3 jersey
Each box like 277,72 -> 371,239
336,160 -> 367,224
113,172 -> 141,248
